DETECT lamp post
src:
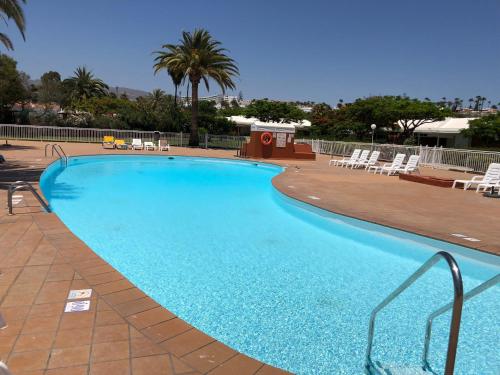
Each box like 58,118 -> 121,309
371,124 -> 377,147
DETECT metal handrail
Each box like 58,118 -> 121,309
422,273 -> 499,371
51,144 -> 68,166
365,251 -> 463,375
8,181 -> 51,215
44,143 -> 52,157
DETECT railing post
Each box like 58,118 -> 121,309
205,133 -> 208,149
180,132 -> 183,147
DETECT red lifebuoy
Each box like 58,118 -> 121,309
260,132 -> 273,146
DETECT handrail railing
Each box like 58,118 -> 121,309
8,181 -> 51,215
51,144 -> 68,166
44,143 -> 52,157
422,273 -> 499,371
365,251 -> 463,375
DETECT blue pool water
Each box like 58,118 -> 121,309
40,155 -> 499,375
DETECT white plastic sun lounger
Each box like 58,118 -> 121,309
144,141 -> 156,151
346,150 -> 369,168
131,138 -> 144,150
330,149 -> 361,167
390,155 -> 420,175
476,179 -> 500,193
368,153 -> 406,174
159,140 -> 170,151
452,163 -> 500,191
355,151 -> 380,169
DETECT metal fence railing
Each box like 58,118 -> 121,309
2,124 -> 499,172
0,124 -> 247,150
295,139 -> 500,173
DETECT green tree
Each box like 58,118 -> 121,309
63,66 -> 109,104
0,54 -> 27,121
154,29 -> 239,146
0,0 -> 26,50
461,114 -> 500,147
38,71 -> 64,107
310,103 -> 333,127
346,96 -> 447,140
154,45 -> 184,107
148,89 -> 166,111
245,99 -> 305,123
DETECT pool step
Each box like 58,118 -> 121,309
372,361 -> 433,375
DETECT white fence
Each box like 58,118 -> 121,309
0,124 -> 247,150
296,139 -> 500,173
2,124 -> 498,172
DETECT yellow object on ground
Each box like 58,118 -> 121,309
114,139 -> 128,149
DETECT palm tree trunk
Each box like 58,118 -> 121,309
189,80 -> 199,146
174,85 -> 178,107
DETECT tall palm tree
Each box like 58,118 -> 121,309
154,29 -> 239,146
153,47 -> 184,107
168,67 -> 184,106
0,0 -> 26,50
63,66 -> 109,103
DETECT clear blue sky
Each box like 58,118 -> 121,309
5,0 -> 500,105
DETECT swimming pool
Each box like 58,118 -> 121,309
40,155 -> 499,375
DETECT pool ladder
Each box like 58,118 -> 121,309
365,251 -> 499,375
44,143 -> 68,166
7,181 -> 51,215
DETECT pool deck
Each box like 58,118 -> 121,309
1,141 -> 499,374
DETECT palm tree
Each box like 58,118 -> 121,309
148,89 -> 166,111
154,29 -> 239,146
0,0 -> 26,50
63,66 -> 109,103
153,47 -> 185,107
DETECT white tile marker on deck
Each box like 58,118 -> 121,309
451,233 -> 480,242
11,195 -> 23,205
65,300 -> 90,312
307,195 -> 321,200
67,289 -> 92,299
65,289 -> 92,313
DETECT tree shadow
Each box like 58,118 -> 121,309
0,160 -> 45,190
0,143 -> 38,151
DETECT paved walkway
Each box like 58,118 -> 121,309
0,141 -> 499,374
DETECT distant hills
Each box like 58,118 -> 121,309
108,86 -> 150,100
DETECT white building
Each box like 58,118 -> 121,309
227,115 -> 311,135
399,117 -> 473,148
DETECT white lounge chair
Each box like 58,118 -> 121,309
477,179 -> 500,193
346,150 -> 369,169
159,140 -> 170,151
131,139 -> 144,150
368,153 -> 406,174
391,155 -> 420,175
330,149 -> 361,167
452,163 -> 500,192
144,141 -> 156,151
355,151 -> 380,169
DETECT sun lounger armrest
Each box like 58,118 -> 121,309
469,175 -> 483,182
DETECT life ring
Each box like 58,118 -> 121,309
260,132 -> 273,146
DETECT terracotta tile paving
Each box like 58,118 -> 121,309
1,140 -> 499,374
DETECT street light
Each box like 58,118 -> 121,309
371,124 -> 377,146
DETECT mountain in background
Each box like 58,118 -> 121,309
108,86 -> 150,99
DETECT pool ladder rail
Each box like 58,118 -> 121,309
44,143 -> 68,166
365,251 -> 500,375
7,181 -> 51,215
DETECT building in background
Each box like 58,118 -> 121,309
406,118 -> 474,148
